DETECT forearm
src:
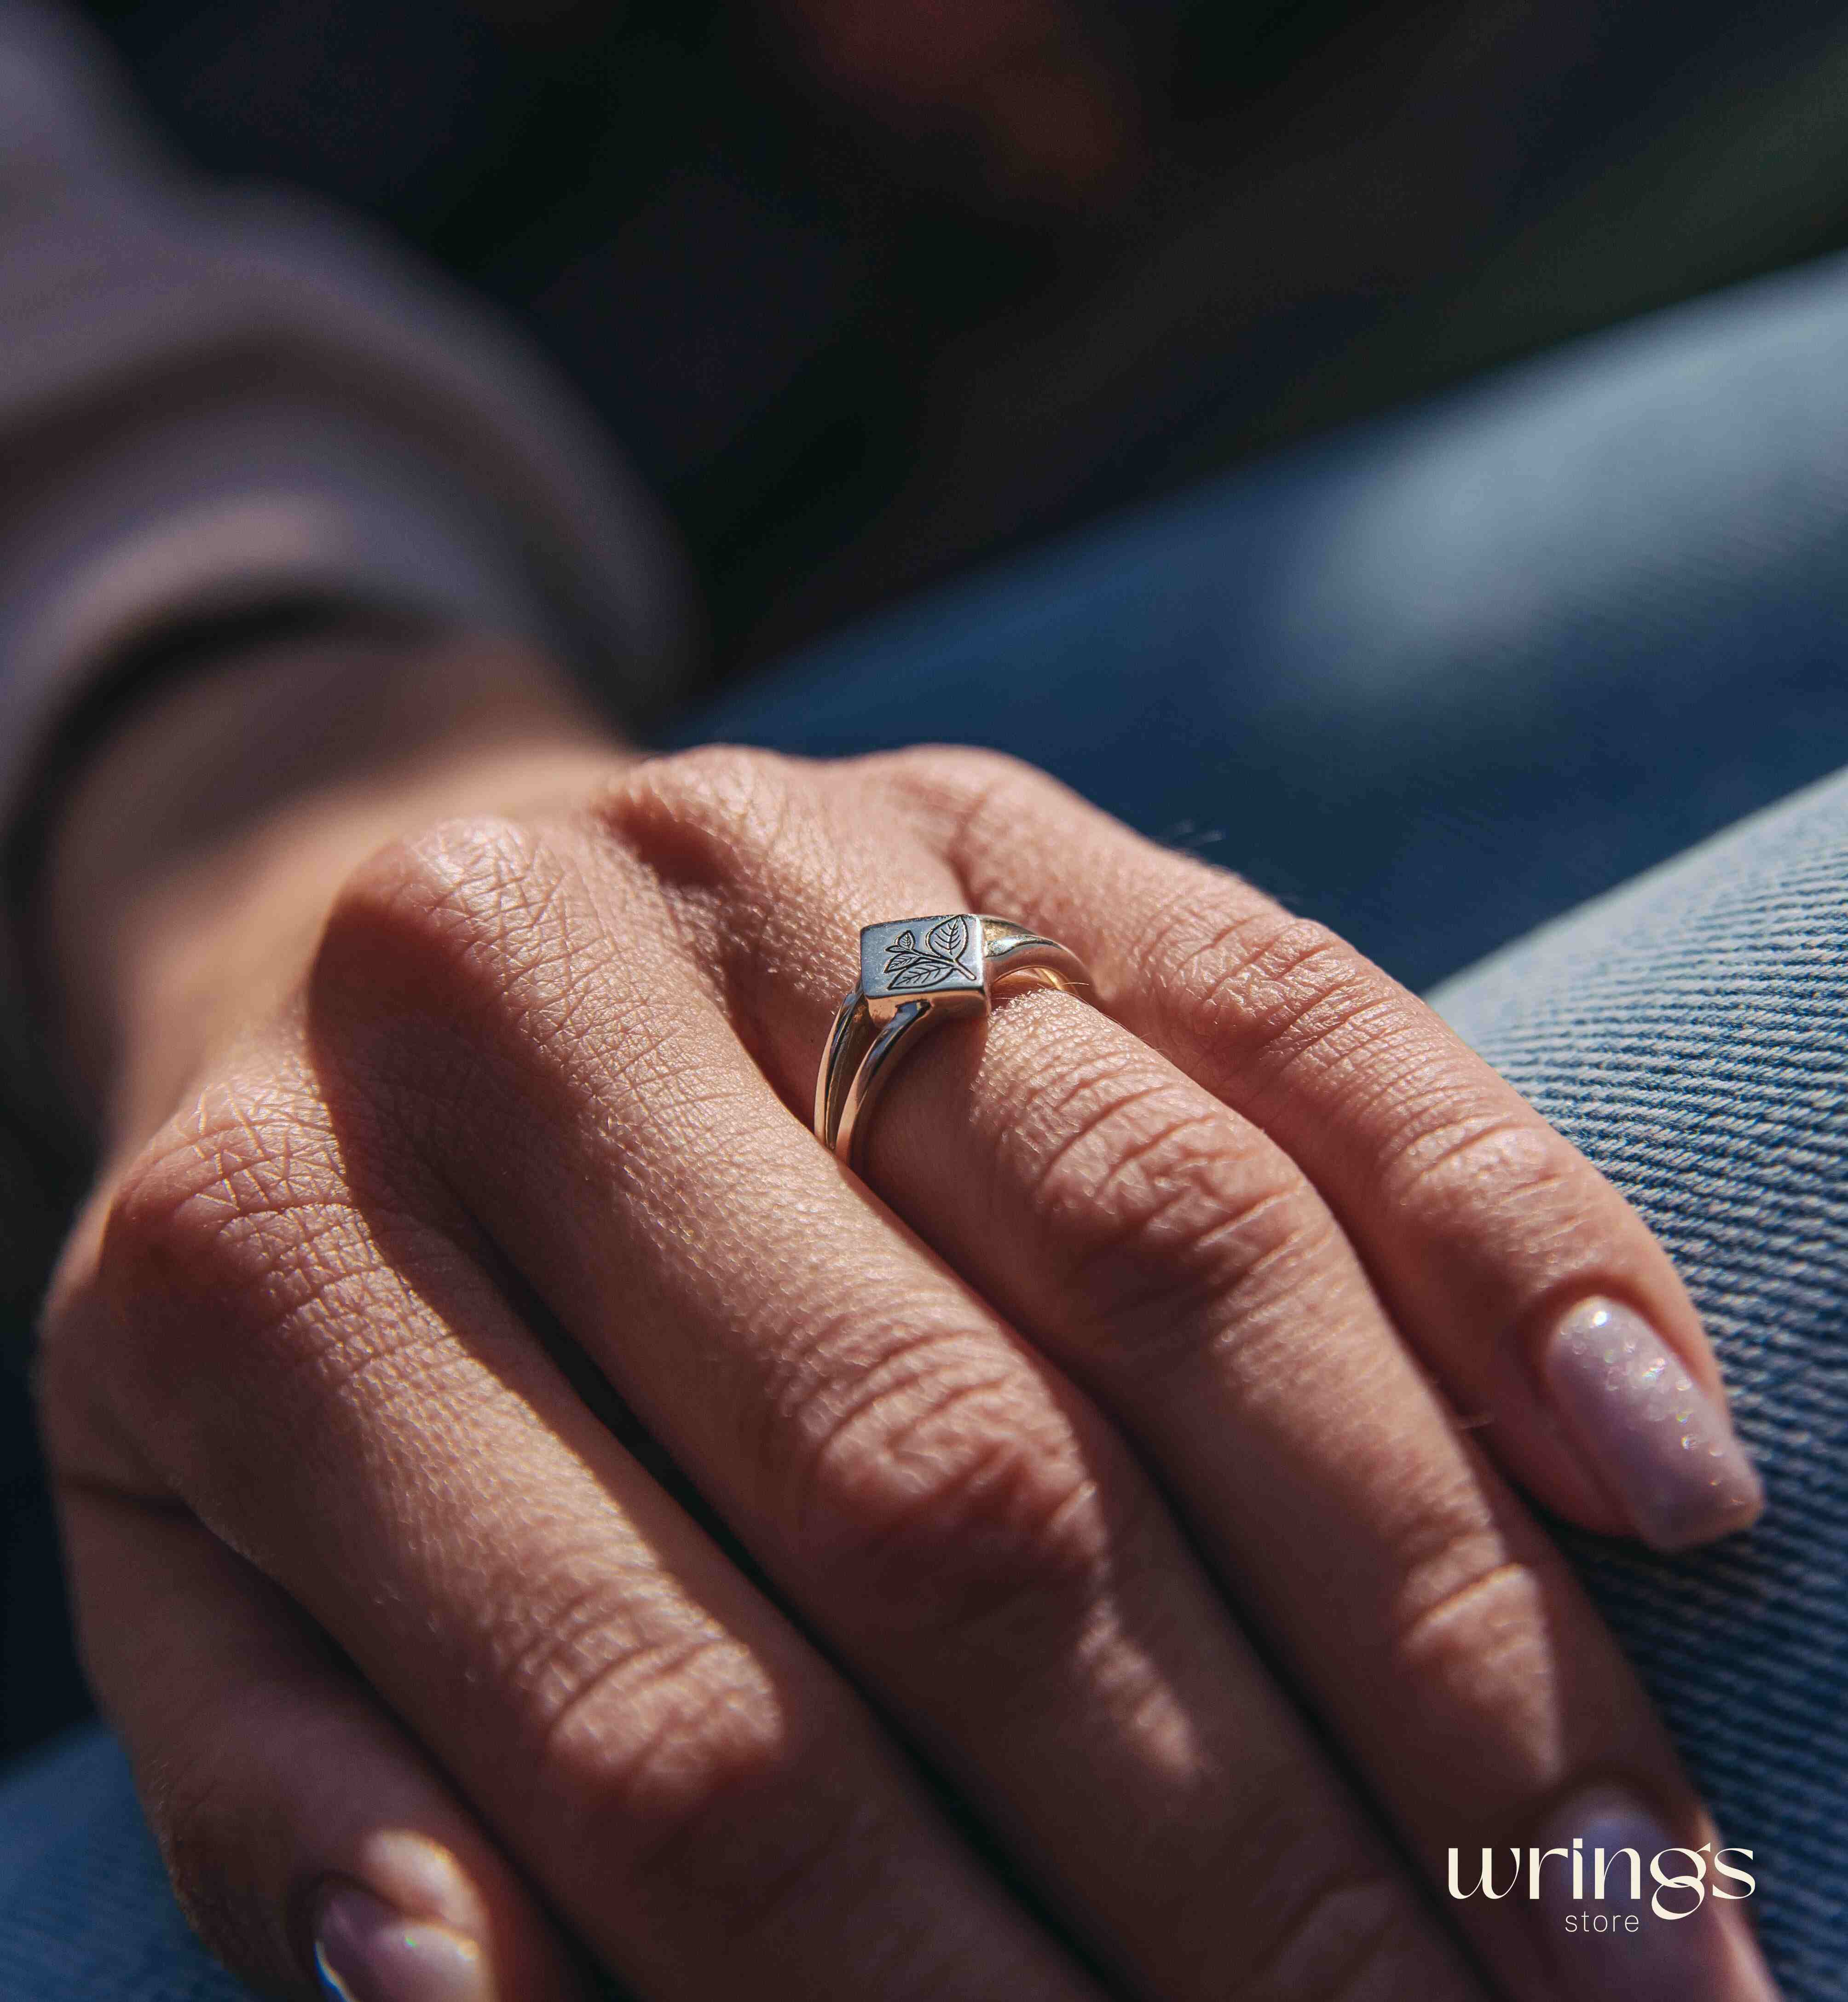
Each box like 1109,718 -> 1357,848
38,630 -> 626,1151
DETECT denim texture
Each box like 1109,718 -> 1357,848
1432,772 -> 1848,1996
0,1728 -> 244,2000
7,255 -> 1848,1994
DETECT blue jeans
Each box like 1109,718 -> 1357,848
8,251 -> 1848,1998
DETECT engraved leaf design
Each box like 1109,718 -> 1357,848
887,959 -> 948,990
927,915 -> 969,962
882,916 -> 971,990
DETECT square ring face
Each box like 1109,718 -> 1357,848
860,914 -> 984,1002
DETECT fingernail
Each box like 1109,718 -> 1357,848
1531,1786 -> 1780,2002
314,1883 -> 492,2002
1542,1298 -> 1762,1551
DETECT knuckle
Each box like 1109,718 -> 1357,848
875,745 -> 1064,865
1387,1522 -> 1569,1792
527,1624 -> 774,1836
599,744 -> 803,888
528,1625 -> 875,1939
1383,1104 -> 1581,1249
873,742 -> 1045,811
770,1329 -> 1121,1640
314,813 -> 572,1018
87,1076 -> 390,1444
1147,891 -> 1404,1088
1019,1055 -> 1328,1376
101,1080 -> 336,1346
313,814 -> 645,1114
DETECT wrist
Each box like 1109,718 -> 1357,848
40,630 -> 629,1150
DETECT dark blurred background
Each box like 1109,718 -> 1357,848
78,0 -> 1848,671
9,0 -> 1848,1761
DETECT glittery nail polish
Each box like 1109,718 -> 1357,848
1543,1298 -> 1761,1551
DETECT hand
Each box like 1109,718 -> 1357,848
37,635 -> 1773,2001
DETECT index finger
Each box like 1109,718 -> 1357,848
887,749 -> 1762,1552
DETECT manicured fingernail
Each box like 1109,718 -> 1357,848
1543,1298 -> 1762,1551
1531,1787 -> 1780,2002
314,1883 -> 492,2002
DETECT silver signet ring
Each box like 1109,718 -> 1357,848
813,914 -> 1094,1169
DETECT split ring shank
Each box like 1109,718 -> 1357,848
814,914 -> 1093,1169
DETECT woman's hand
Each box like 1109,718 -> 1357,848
35,634 -> 1773,2002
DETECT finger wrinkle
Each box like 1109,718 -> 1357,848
1387,1552 -> 1571,1791
995,1039 -> 1206,1202
763,1318 -> 1020,1518
1054,1155 -> 1316,1387
1139,882 -> 1287,998
521,1623 -> 766,1801
1052,1099 -> 1240,1225
1164,906 -> 1357,1046
1380,1111 -> 1568,1209
1219,956 -> 1397,1091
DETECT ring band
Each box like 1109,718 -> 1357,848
814,914 -> 1094,1168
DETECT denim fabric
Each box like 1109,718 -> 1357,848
1431,772 -> 1848,1997
0,1727 -> 244,1999
9,258 -> 1848,1995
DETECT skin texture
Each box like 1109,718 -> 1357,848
32,633 -> 1776,2001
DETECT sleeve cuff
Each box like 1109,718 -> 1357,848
0,393 -> 583,833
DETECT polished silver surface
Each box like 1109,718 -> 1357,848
814,914 -> 1093,1169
